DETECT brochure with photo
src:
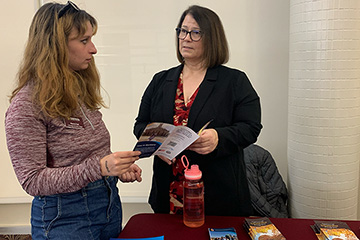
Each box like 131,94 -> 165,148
313,220 -> 359,240
244,217 -> 286,240
208,227 -> 238,240
134,120 -> 212,159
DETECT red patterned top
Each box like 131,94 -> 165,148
169,72 -> 199,214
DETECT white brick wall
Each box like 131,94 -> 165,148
288,0 -> 360,219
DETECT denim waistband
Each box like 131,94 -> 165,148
35,176 -> 118,199
85,176 -> 117,190
31,176 -> 122,239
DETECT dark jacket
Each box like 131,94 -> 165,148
134,64 -> 262,216
244,144 -> 289,218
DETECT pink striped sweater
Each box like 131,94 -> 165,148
5,84 -> 111,196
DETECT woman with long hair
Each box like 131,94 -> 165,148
5,2 -> 141,239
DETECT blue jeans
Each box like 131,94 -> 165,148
31,176 -> 122,240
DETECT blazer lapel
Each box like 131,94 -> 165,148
163,65 -> 184,122
187,67 -> 218,128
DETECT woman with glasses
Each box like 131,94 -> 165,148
5,2 -> 142,239
134,5 -> 262,217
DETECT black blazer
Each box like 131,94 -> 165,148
134,64 -> 262,216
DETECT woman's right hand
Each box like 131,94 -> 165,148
100,151 -> 141,176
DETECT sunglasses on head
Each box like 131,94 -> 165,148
58,1 -> 80,19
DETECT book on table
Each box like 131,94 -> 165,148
312,220 -> 359,240
244,217 -> 286,240
208,227 -> 238,240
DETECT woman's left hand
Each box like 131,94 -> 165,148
119,164 -> 142,183
188,129 -> 218,155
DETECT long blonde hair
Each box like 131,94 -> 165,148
10,2 -> 105,119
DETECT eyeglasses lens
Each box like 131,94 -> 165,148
176,28 -> 201,42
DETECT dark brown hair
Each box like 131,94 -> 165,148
176,5 -> 229,68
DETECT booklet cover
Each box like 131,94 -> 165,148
208,227 -> 238,240
313,221 -> 359,240
134,121 -> 211,159
244,217 -> 286,240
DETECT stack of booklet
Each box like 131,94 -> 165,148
244,217 -> 286,240
311,221 -> 359,240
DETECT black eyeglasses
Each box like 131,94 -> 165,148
58,1 -> 80,19
175,28 -> 202,42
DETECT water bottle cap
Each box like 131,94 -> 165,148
184,164 -> 202,180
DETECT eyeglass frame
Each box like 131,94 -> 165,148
175,27 -> 202,42
58,1 -> 80,19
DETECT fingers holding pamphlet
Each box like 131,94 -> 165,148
134,121 -> 212,159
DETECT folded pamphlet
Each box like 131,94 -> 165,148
134,120 -> 212,159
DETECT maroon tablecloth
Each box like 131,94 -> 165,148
118,213 -> 360,240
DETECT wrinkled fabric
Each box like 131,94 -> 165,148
244,144 -> 289,218
170,73 -> 199,214
5,84 -> 109,196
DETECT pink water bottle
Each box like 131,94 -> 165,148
182,155 -> 205,228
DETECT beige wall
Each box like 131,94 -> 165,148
288,0 -> 360,220
0,0 -> 38,203
0,0 -> 289,229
